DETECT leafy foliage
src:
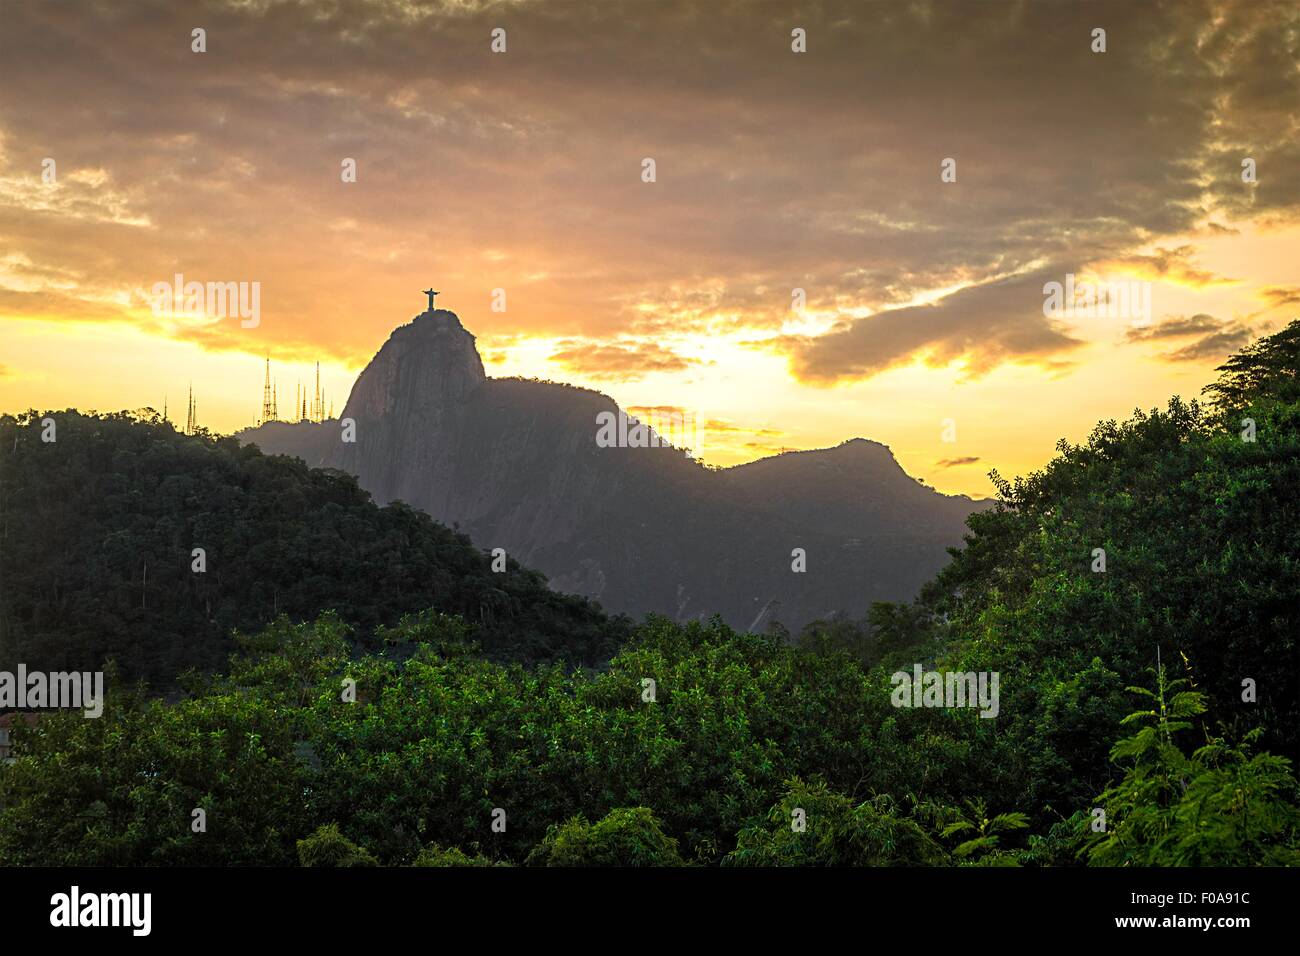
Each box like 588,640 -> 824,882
725,779 -> 947,866
893,321 -> 1300,823
925,797 -> 1029,865
412,844 -> 501,867
1203,319 -> 1300,409
297,823 -> 378,867
1084,664 -> 1300,866
525,807 -> 684,867
0,409 -> 631,688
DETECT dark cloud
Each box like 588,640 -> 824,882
936,456 -> 981,468
780,266 -> 1084,384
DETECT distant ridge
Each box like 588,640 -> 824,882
238,307 -> 991,632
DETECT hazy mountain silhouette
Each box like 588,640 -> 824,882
238,307 -> 991,632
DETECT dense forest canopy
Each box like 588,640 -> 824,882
0,412 -> 629,687
1,320 -> 1297,866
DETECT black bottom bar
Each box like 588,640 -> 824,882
3,866 -> 1294,942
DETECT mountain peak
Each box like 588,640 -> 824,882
327,307 -> 486,506
246,305 -> 990,634
413,307 -> 466,330
836,437 -> 892,455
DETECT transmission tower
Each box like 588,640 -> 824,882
260,357 -> 275,425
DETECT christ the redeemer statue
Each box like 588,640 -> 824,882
423,288 -> 440,311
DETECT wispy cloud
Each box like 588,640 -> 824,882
1162,324 -> 1257,362
704,418 -> 783,438
1091,246 -> 1237,289
1259,285 -> 1300,310
549,341 -> 695,381
1123,313 -> 1259,362
1124,314 -> 1224,342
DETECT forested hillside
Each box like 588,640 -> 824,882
0,411 -> 630,687
1,322 -> 1297,866
922,318 -> 1300,780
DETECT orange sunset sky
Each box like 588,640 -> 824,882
1,0 -> 1297,497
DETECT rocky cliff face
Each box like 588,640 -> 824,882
329,309 -> 486,512
238,307 -> 991,633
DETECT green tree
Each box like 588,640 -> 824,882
412,844 -> 502,867
1203,319 -> 1300,409
297,824 -> 378,867
726,779 -> 947,866
525,808 -> 684,867
1085,663 -> 1300,866
925,797 -> 1029,865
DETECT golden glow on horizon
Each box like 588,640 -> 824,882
4,220 -> 1298,498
